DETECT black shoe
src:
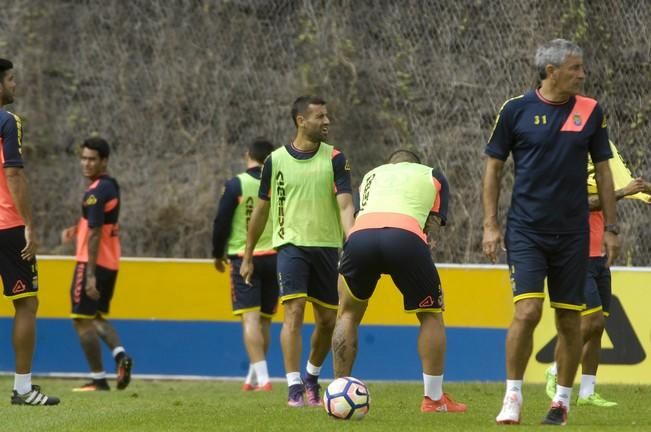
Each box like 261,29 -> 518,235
541,402 -> 568,426
72,379 -> 110,392
116,355 -> 133,390
11,385 -> 60,405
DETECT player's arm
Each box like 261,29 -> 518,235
84,184 -> 111,301
588,178 -> 646,211
336,193 -> 354,237
424,214 -> 442,251
593,160 -> 620,266
2,116 -> 36,260
643,179 -> 651,195
85,227 -> 102,300
240,200 -> 270,284
5,168 -> 36,260
332,150 -> 354,236
481,99 -> 513,263
426,169 -> 450,248
211,178 -> 240,272
61,224 -> 78,245
482,156 -> 505,263
240,156 -> 272,284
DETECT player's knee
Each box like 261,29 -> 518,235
315,314 -> 337,332
13,296 -> 38,315
513,301 -> 542,328
73,318 -> 95,334
555,309 -> 582,335
282,313 -> 304,333
581,314 -> 605,338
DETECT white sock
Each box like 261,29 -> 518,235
553,384 -> 572,412
253,361 -> 270,386
549,362 -> 557,376
505,379 -> 523,398
90,371 -> 107,380
14,373 -> 31,395
245,364 -> 257,385
112,346 -> 126,359
306,361 -> 321,376
579,374 -> 596,399
423,373 -> 443,401
286,371 -> 302,387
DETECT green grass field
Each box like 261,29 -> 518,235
0,378 -> 649,431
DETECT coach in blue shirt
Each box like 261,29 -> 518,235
481,39 -> 619,426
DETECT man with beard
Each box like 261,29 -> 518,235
0,58 -> 59,405
241,96 -> 355,407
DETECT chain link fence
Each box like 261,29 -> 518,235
1,0 -> 649,264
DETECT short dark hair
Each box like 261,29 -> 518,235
82,137 -> 110,159
0,58 -> 13,80
387,149 -> 421,164
291,95 -> 326,127
248,137 -> 274,164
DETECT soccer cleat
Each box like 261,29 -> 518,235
421,393 -> 467,413
495,392 -> 522,424
287,384 -> 305,407
11,385 -> 60,405
116,355 -> 133,390
304,382 -> 322,406
255,382 -> 272,392
241,383 -> 256,391
541,401 -> 568,426
545,366 -> 557,400
577,393 -> 617,407
72,380 -> 110,392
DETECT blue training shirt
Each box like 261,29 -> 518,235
485,90 -> 612,233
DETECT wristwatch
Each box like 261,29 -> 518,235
604,224 -> 620,235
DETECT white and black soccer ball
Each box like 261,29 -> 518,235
323,377 -> 370,420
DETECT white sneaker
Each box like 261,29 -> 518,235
496,392 -> 522,425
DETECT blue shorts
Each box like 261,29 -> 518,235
505,226 -> 588,310
229,255 -> 278,317
276,244 -> 338,309
583,256 -> 611,316
0,226 -> 39,300
339,228 -> 443,313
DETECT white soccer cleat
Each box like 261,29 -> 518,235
496,392 -> 522,425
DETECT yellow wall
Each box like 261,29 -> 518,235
526,270 -> 651,384
0,258 -> 514,327
3,257 -> 651,383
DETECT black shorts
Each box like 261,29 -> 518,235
339,228 -> 444,313
70,262 -> 117,318
505,225 -> 588,310
583,256 -> 611,316
0,226 -> 38,300
229,255 -> 278,317
276,244 -> 338,309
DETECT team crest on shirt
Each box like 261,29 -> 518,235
573,113 -> 582,126
84,194 -> 97,206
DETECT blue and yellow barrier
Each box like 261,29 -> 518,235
0,257 -> 649,382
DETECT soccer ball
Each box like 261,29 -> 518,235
323,377 -> 370,420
